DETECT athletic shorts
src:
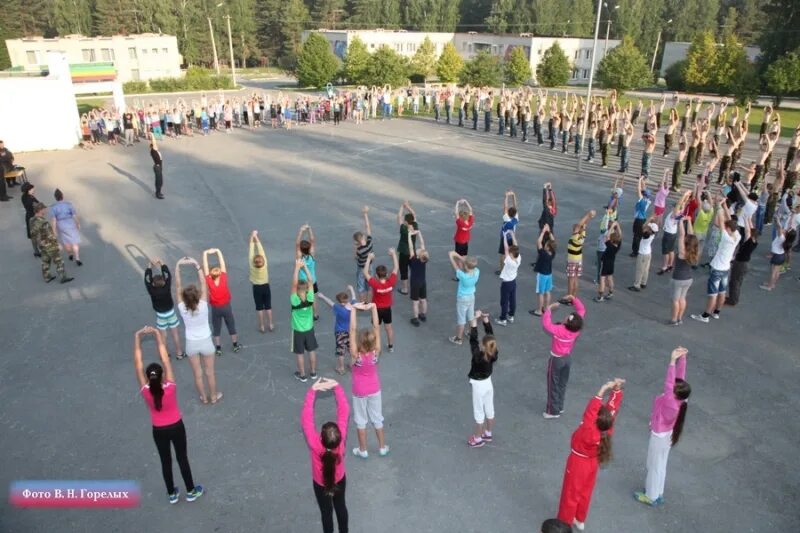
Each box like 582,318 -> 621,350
456,295 -> 475,326
252,283 -> 272,311
455,242 -> 469,256
654,206 -> 665,217
377,307 -> 392,325
155,308 -> 180,330
410,282 -> 427,301
706,268 -> 730,296
661,232 -> 677,255
770,253 -> 786,266
292,329 -> 318,354
536,273 -> 553,294
670,278 -> 693,300
185,335 -> 215,357
352,392 -> 384,429
335,331 -> 350,358
566,261 -> 582,278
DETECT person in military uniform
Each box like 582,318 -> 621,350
30,202 -> 73,284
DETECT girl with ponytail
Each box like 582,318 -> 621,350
466,310 -> 499,448
133,326 -> 203,505
557,378 -> 625,531
635,347 -> 691,507
302,377 -> 350,533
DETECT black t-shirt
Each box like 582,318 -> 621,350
409,257 -> 426,284
150,148 -> 162,165
145,265 -> 174,312
534,247 -> 554,275
123,113 -> 133,129
21,192 -> 38,218
468,322 -> 498,380
603,242 -> 620,263
734,237 -> 758,262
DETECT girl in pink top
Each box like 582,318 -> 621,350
349,304 -> 389,458
301,378 -> 350,533
634,347 -> 691,507
653,170 -> 670,222
134,326 -> 203,505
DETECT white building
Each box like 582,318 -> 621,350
303,29 -> 621,85
660,41 -> 762,77
5,34 -> 183,82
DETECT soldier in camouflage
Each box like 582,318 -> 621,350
30,202 -> 73,284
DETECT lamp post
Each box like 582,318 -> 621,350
224,14 -> 236,87
603,3 -> 619,57
207,2 -> 224,76
576,0 -> 603,172
651,19 -> 672,74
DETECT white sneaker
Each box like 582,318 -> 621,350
543,412 -> 561,419
379,446 -> 390,456
507,316 -> 515,323
573,520 -> 585,531
352,447 -> 368,459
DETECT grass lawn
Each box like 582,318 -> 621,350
76,97 -> 108,115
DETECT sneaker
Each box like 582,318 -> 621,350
467,436 -> 485,448
60,276 -> 74,284
494,318 -> 508,327
573,520 -> 585,531
186,485 -> 204,502
494,270 -> 501,276
641,284 -> 647,289
45,275 -> 57,283
352,447 -> 368,459
529,309 -> 543,316
481,432 -> 493,442
232,342 -> 241,353
294,371 -> 308,382
759,284 -> 772,291
176,352 -> 188,360
418,313 -> 427,322
379,446 -> 390,456
168,488 -> 180,505
628,286 -> 640,292
410,317 -> 421,327
711,311 -> 720,320
690,314 -> 709,323
215,346 -> 223,356
313,315 -> 320,321
449,336 -> 463,345
668,320 -> 680,326
309,371 -> 318,380
606,291 -> 614,299
629,252 -> 638,257
633,491 -> 657,507
388,345 -> 394,353
507,316 -> 514,323
542,412 -> 560,419
655,496 -> 665,506
593,295 -> 606,302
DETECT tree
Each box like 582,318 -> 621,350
764,51 -> 800,106
436,42 -> 464,82
350,0 -> 401,27
52,0 -> 93,35
504,46 -> 532,86
729,60 -> 760,105
760,0 -> 800,65
409,36 -> 438,81
536,42 -> 570,87
279,0 -> 311,66
404,0 -> 461,31
665,0 -> 721,41
458,0 -> 493,31
343,36 -> 370,84
312,0 -> 346,28
296,33 -> 339,87
683,31 -> 718,91
365,45 -> 408,86
229,0 -> 260,67
713,33 -> 747,94
485,0 -> 513,34
596,36 -> 652,91
664,59 -> 687,91
461,50 -> 502,86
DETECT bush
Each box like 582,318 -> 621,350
596,37 -> 651,92
145,70 -> 233,93
461,50 -> 502,87
536,42 -> 571,87
664,60 -> 687,91
296,33 -> 339,88
123,81 -> 149,94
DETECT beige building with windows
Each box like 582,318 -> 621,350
304,29 -> 621,85
5,34 -> 183,82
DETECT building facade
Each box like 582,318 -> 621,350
304,29 -> 621,85
5,34 -> 183,83
660,41 -> 761,77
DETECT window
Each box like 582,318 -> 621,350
162,48 -> 168,55
142,48 -> 148,55
152,48 -> 158,54
131,69 -> 140,81
100,48 -> 115,61
370,43 -> 375,49
81,48 -> 96,62
582,69 -> 588,78
585,49 -> 591,59
572,69 -> 578,79
25,50 -> 38,65
574,50 -> 579,59
462,42 -> 467,51
128,47 -> 137,59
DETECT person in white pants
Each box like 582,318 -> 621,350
634,347 -> 691,506
466,310 -> 498,449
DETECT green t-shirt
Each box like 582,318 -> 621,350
290,291 -> 315,332
397,221 -> 419,255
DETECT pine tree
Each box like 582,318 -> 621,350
409,36 -> 437,80
94,0 -> 136,35
665,0 -> 721,42
255,0 -> 282,62
531,0 -> 561,36
536,42 -> 570,87
349,0 -> 380,28
504,46 -> 532,85
461,50 -> 501,86
53,0 -> 93,35
759,0 -> 800,65
436,42 -> 464,82
485,0 -> 513,34
296,32 -> 339,86
458,0 -> 493,31
596,36 -> 651,92
227,0 -> 259,67
313,0 -> 346,28
343,36 -> 370,84
281,0 -> 311,66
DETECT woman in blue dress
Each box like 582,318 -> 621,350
50,189 -> 82,266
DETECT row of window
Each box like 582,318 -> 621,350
574,49 -> 592,60
571,68 -> 590,79
127,47 -> 170,60
24,47 -> 170,65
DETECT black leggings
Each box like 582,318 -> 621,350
313,477 -> 348,533
152,420 -> 195,495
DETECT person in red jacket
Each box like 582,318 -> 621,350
557,378 -> 625,532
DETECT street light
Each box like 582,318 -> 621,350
603,3 -> 619,57
651,18 -> 672,73
207,2 -> 224,76
576,0 -> 603,172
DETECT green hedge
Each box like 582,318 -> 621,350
124,67 -> 233,94
123,81 -> 149,93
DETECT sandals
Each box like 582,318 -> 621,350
176,352 -> 187,360
210,392 -> 223,404
335,367 -> 346,376
200,396 -> 209,405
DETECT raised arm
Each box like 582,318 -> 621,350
389,247 -> 399,276
537,225 -> 549,249
664,347 -> 688,396
306,226 -> 316,253
317,292 -> 335,308
295,225 -> 307,256
408,230 -> 415,258
405,202 -> 417,221
370,303 -> 381,354
397,203 -> 405,225
217,250 -> 227,273
362,206 -> 371,235
349,307 -> 359,359
292,258 -> 303,292
202,249 -> 212,276
577,209 -> 596,229
363,252 -> 374,281
133,327 -> 149,387
448,250 -> 462,271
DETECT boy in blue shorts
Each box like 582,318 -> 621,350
531,225 -> 556,316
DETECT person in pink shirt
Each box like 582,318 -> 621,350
349,304 -> 389,458
634,347 -> 691,507
653,170 -> 670,224
133,326 -> 204,505
301,377 -> 350,533
541,295 -> 586,419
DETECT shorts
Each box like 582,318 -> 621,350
770,253 -> 786,266
252,283 -> 272,311
456,295 -> 475,326
670,278 -> 693,300
661,233 -> 677,255
335,331 -> 350,358
600,260 -> 616,277
536,273 -> 553,294
352,392 -> 384,429
455,241 -> 469,256
292,329 -> 319,355
399,253 -> 410,281
654,206 -> 665,217
410,282 -> 427,301
185,335 -> 215,357
356,267 -> 369,294
706,268 -> 730,296
566,261 -> 582,278
377,307 -> 392,325
155,308 -> 180,330
211,303 -> 237,337
470,377 -> 495,424
497,237 -> 513,254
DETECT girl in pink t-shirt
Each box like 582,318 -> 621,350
349,304 -> 389,458
134,326 -> 203,505
653,170 -> 670,222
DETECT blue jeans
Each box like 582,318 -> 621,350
458,108 -> 464,126
484,111 -> 491,132
498,117 -> 505,135
434,104 -> 440,121
499,280 -> 517,320
587,139 -> 595,160
707,268 -> 730,296
574,134 -> 582,154
561,131 -> 568,152
755,205 -> 766,235
445,105 -> 451,124
620,146 -> 629,172
472,110 -> 478,129
642,152 -> 652,176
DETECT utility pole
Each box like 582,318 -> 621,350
576,0 -> 603,172
225,14 -> 236,87
651,19 -> 672,74
208,17 -> 220,75
604,19 -> 611,56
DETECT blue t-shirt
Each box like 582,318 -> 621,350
333,302 -> 354,333
299,254 -> 316,283
500,214 -> 518,238
456,268 -> 480,297
634,198 -> 650,220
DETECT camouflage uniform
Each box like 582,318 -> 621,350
30,215 -> 66,280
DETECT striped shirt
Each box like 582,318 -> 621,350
356,235 -> 373,268
567,229 -> 586,262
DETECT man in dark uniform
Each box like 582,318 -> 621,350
0,140 -> 14,201
150,141 -> 164,199
30,202 -> 73,284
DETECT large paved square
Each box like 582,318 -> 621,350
1,114 -> 797,532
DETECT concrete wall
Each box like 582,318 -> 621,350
0,53 -> 79,152
660,41 -> 762,76
6,34 -> 183,82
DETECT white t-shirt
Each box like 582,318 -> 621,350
710,230 -> 741,271
639,223 -> 659,255
663,214 -> 678,234
771,235 -> 786,255
738,200 -> 757,227
178,300 -> 212,340
500,254 -> 521,281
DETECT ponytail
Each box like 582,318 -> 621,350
671,402 -> 688,446
320,422 -> 342,495
596,405 -> 614,465
597,432 -> 613,465
145,363 -> 164,411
